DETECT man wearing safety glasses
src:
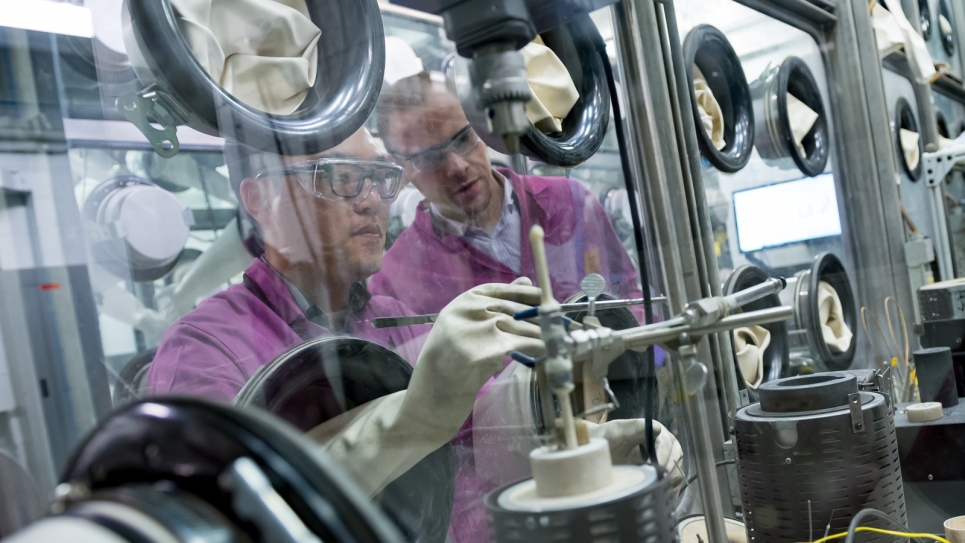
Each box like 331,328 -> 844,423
147,128 -> 429,399
370,71 -> 644,318
370,73 -> 681,543
147,127 -> 553,517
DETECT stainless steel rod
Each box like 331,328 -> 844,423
619,306 -> 794,351
722,277 -> 785,309
370,297 -> 670,328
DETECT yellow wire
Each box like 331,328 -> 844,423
804,526 -> 950,543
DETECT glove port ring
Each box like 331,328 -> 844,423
122,0 -> 385,156
683,25 -> 755,173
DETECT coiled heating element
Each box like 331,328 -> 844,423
732,373 -> 906,542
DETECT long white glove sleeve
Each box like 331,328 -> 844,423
693,66 -> 726,151
786,93 -> 819,158
586,418 -> 686,497
818,281 -> 853,353
733,325 -> 771,389
170,0 -> 321,115
318,278 -> 546,495
520,37 -> 580,133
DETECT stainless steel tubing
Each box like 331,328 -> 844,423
656,0 -> 742,423
619,306 -> 795,352
611,2 -> 732,538
722,277 -> 785,309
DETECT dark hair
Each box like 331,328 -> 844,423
223,141 -> 298,257
375,71 -> 458,152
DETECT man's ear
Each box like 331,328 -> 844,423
239,177 -> 274,225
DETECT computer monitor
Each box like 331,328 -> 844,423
733,174 -> 842,253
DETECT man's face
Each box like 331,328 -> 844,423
242,129 -> 390,283
385,88 -> 498,222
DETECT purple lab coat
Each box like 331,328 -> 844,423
147,258 -> 429,400
370,168 -> 644,316
370,169 -> 646,543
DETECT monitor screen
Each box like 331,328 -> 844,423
733,174 -> 843,253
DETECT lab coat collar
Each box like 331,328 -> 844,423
253,257 -> 372,332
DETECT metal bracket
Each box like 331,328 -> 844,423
739,389 -> 750,407
848,393 -> 864,433
116,86 -> 187,158
875,367 -> 894,410
921,142 -> 965,187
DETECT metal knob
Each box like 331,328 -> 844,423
581,273 -> 607,318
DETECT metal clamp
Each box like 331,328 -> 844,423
848,393 -> 864,433
921,142 -> 965,187
116,86 -> 188,158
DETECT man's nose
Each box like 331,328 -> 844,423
444,150 -> 470,178
353,179 -> 383,214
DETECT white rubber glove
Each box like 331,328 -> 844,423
319,278 -> 546,495
694,66 -> 725,151
818,281 -> 853,353
733,325 -> 771,389
171,0 -> 321,115
900,128 -> 921,171
521,37 -> 580,133
586,418 -> 685,497
872,4 -> 905,58
787,93 -> 819,158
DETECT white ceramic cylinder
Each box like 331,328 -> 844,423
530,438 -> 613,498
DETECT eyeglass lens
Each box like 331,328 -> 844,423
411,128 -> 478,171
316,164 -> 401,200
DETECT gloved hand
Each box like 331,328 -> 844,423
406,277 -> 546,437
319,278 -> 546,495
586,418 -> 686,496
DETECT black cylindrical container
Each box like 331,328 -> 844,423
750,57 -> 829,177
914,347 -> 961,407
485,465 -> 675,543
733,373 -> 906,543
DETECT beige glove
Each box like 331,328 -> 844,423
694,66 -> 726,150
171,0 -> 321,115
520,37 -> 580,133
818,281 -> 853,353
874,2 -> 936,80
320,278 -> 546,495
733,325 -> 770,389
872,4 -> 906,58
940,14 -> 953,36
900,128 -> 921,171
586,418 -> 685,497
787,93 -> 819,158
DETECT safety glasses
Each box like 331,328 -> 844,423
392,125 -> 481,173
256,158 -> 404,203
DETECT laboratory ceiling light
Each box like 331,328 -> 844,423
0,0 -> 94,39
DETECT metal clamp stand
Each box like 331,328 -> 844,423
921,142 -> 965,281
525,222 -> 790,543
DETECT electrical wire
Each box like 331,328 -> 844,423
846,508 -> 931,543
598,37 -> 658,466
806,527 -> 949,543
